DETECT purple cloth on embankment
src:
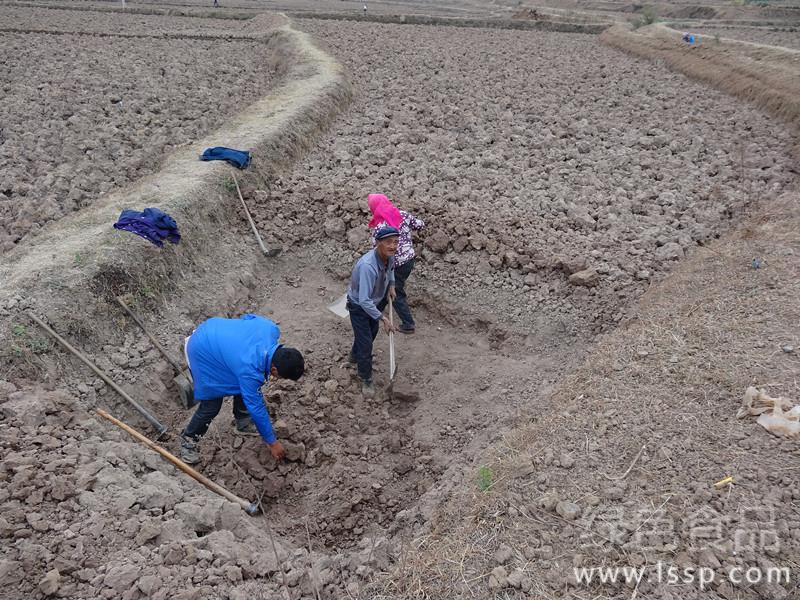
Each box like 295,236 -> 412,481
113,208 -> 181,247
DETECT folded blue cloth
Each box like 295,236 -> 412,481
113,208 -> 181,247
200,147 -> 251,170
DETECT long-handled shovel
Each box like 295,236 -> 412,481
387,297 -> 397,397
232,173 -> 281,258
115,297 -> 195,409
327,292 -> 349,319
28,312 -> 168,437
96,408 -> 259,515
116,296 -> 183,373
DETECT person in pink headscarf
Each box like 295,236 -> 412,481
367,194 -> 425,333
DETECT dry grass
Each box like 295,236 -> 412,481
601,24 -> 800,135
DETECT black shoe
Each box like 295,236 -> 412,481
180,435 -> 201,465
233,419 -> 260,436
361,380 -> 375,398
398,324 -> 416,334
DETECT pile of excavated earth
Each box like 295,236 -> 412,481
1,4 -> 798,600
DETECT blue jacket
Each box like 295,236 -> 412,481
187,314 -> 280,444
113,207 -> 181,247
199,147 -> 251,170
347,249 -> 395,320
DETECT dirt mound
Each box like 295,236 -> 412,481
373,183 -> 800,599
190,361 -> 445,550
0,383 -> 290,599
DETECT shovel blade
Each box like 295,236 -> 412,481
389,331 -> 396,381
327,293 -> 349,319
174,369 -> 196,409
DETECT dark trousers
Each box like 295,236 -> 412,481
348,297 -> 387,383
393,259 -> 415,327
183,395 -> 249,440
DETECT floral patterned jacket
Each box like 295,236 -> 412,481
371,210 -> 425,267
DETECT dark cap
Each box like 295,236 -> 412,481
375,226 -> 400,240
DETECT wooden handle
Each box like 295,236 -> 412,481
232,173 -> 270,256
388,297 -> 395,381
28,312 -> 167,436
96,409 -> 259,515
116,296 -> 184,374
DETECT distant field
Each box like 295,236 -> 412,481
690,25 -> 800,50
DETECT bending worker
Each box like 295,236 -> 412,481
347,226 -> 399,398
180,314 -> 304,465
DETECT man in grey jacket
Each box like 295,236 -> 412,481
347,226 -> 399,397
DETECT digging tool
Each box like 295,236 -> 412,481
172,368 -> 195,410
96,408 -> 259,515
388,297 -> 396,381
115,296 -> 195,409
27,312 -> 168,438
327,292 -> 349,319
386,297 -> 397,398
232,173 -> 281,258
116,296 -> 182,372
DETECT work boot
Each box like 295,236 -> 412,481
180,435 -> 200,465
398,323 -> 416,335
234,418 -> 260,436
361,379 -> 375,399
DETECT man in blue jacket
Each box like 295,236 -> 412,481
180,314 -> 304,465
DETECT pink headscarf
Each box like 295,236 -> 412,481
367,193 -> 402,229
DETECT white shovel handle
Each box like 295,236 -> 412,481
388,297 -> 396,380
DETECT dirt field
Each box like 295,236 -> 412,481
0,10 -> 279,253
11,0 -> 503,17
265,18 -> 795,337
689,26 -> 800,50
1,2 -> 799,600
0,5 -> 247,33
